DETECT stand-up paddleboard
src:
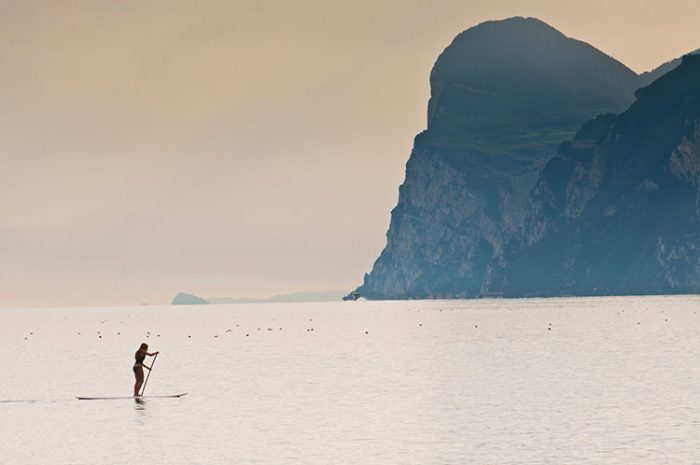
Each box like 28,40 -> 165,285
77,393 -> 188,400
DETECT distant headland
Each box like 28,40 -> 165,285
172,293 -> 210,305
172,290 -> 347,305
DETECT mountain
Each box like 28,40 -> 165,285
172,292 -> 210,305
354,17 -> 643,299
493,55 -> 700,296
640,48 -> 700,84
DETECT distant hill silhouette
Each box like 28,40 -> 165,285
172,292 -> 209,305
640,48 -> 700,84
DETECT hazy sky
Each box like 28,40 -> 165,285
1,0 -> 698,307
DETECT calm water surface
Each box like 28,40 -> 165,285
1,296 -> 698,464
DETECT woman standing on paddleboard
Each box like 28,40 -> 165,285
133,343 -> 159,397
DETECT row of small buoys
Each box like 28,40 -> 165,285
20,310 -> 683,343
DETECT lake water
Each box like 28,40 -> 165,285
1,296 -> 698,464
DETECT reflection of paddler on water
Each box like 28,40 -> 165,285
133,343 -> 159,397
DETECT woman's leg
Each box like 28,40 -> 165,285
133,368 -> 144,396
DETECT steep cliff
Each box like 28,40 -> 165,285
495,55 -> 700,296
355,17 -> 643,299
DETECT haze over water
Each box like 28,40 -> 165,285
4,1 -> 700,308
1,295 -> 698,464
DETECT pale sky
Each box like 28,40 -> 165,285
1,0 -> 698,307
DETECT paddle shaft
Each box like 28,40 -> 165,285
140,353 -> 158,396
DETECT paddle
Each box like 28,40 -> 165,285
140,353 -> 158,396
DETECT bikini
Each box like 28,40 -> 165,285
133,351 -> 145,372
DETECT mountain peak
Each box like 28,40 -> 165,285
463,16 -> 563,33
428,17 -> 641,137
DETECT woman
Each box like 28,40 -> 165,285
133,343 -> 159,397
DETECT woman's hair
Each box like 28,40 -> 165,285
139,343 -> 148,351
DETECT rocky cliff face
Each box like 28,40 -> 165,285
355,17 -> 643,299
495,55 -> 700,296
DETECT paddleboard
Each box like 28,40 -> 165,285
77,393 -> 188,400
